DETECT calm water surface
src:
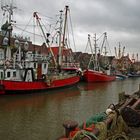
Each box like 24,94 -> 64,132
0,78 -> 140,140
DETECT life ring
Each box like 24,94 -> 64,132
42,74 -> 46,80
77,71 -> 82,76
0,60 -> 4,65
5,60 -> 11,67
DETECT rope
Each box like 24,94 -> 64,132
95,122 -> 107,140
80,112 -> 107,128
107,112 -> 129,139
72,130 -> 98,140
69,10 -> 76,52
112,133 -> 129,140
107,132 -> 129,140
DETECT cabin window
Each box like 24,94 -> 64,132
0,72 -> 4,79
7,71 -> 10,78
13,71 -> 16,77
34,63 -> 37,68
0,51 -> 4,59
44,63 -> 46,68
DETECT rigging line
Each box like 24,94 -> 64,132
106,39 -> 112,55
50,31 -> 58,46
39,19 -> 58,44
37,13 -> 59,32
33,14 -> 35,46
97,33 -> 107,55
47,22 -> 58,35
36,21 -> 46,44
66,16 -> 73,50
50,20 -> 59,35
100,33 -> 112,55
13,25 -> 44,38
84,36 -> 90,53
69,9 -> 76,52
39,19 -> 50,33
1,11 -> 9,26
96,32 -> 105,41
42,17 -> 57,25
37,12 -> 55,20
13,23 -> 53,27
100,35 -> 106,54
39,17 -> 58,39
67,32 -> 71,50
19,15 -> 33,36
65,20 -> 70,49
14,22 -> 58,37
1,12 -> 5,27
40,19 -> 57,30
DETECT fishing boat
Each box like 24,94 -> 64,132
83,33 -> 116,82
58,86 -> 140,140
128,72 -> 140,78
0,4 -> 80,94
83,69 -> 116,82
115,73 -> 128,80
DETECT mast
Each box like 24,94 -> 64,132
58,6 -> 69,67
58,10 -> 63,66
1,1 -> 16,46
103,32 -> 108,66
114,47 -> 117,58
87,34 -> 94,68
33,12 -> 57,66
62,5 -> 69,47
122,46 -> 125,57
94,33 -> 98,70
1,1 -> 17,61
104,32 -> 107,56
118,42 -> 121,59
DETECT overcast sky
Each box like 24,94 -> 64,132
0,0 -> 140,60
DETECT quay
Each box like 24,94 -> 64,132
58,85 -> 140,140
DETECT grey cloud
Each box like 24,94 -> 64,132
0,0 -> 140,57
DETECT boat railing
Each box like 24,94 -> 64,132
47,73 -> 77,81
24,53 -> 49,62
62,62 -> 80,68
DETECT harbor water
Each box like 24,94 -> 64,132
0,78 -> 140,140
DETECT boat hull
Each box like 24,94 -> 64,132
116,74 -> 127,80
83,69 -> 116,82
0,75 -> 80,94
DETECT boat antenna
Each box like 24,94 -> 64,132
1,0 -> 17,46
58,9 -> 63,66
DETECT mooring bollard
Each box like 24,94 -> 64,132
63,120 -> 78,138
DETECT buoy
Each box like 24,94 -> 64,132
106,108 -> 113,115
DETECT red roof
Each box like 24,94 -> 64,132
47,46 -> 72,56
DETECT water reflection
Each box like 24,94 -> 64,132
0,78 -> 140,140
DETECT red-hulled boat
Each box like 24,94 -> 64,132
0,5 -> 80,94
83,69 -> 116,82
83,33 -> 116,82
0,74 -> 80,94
